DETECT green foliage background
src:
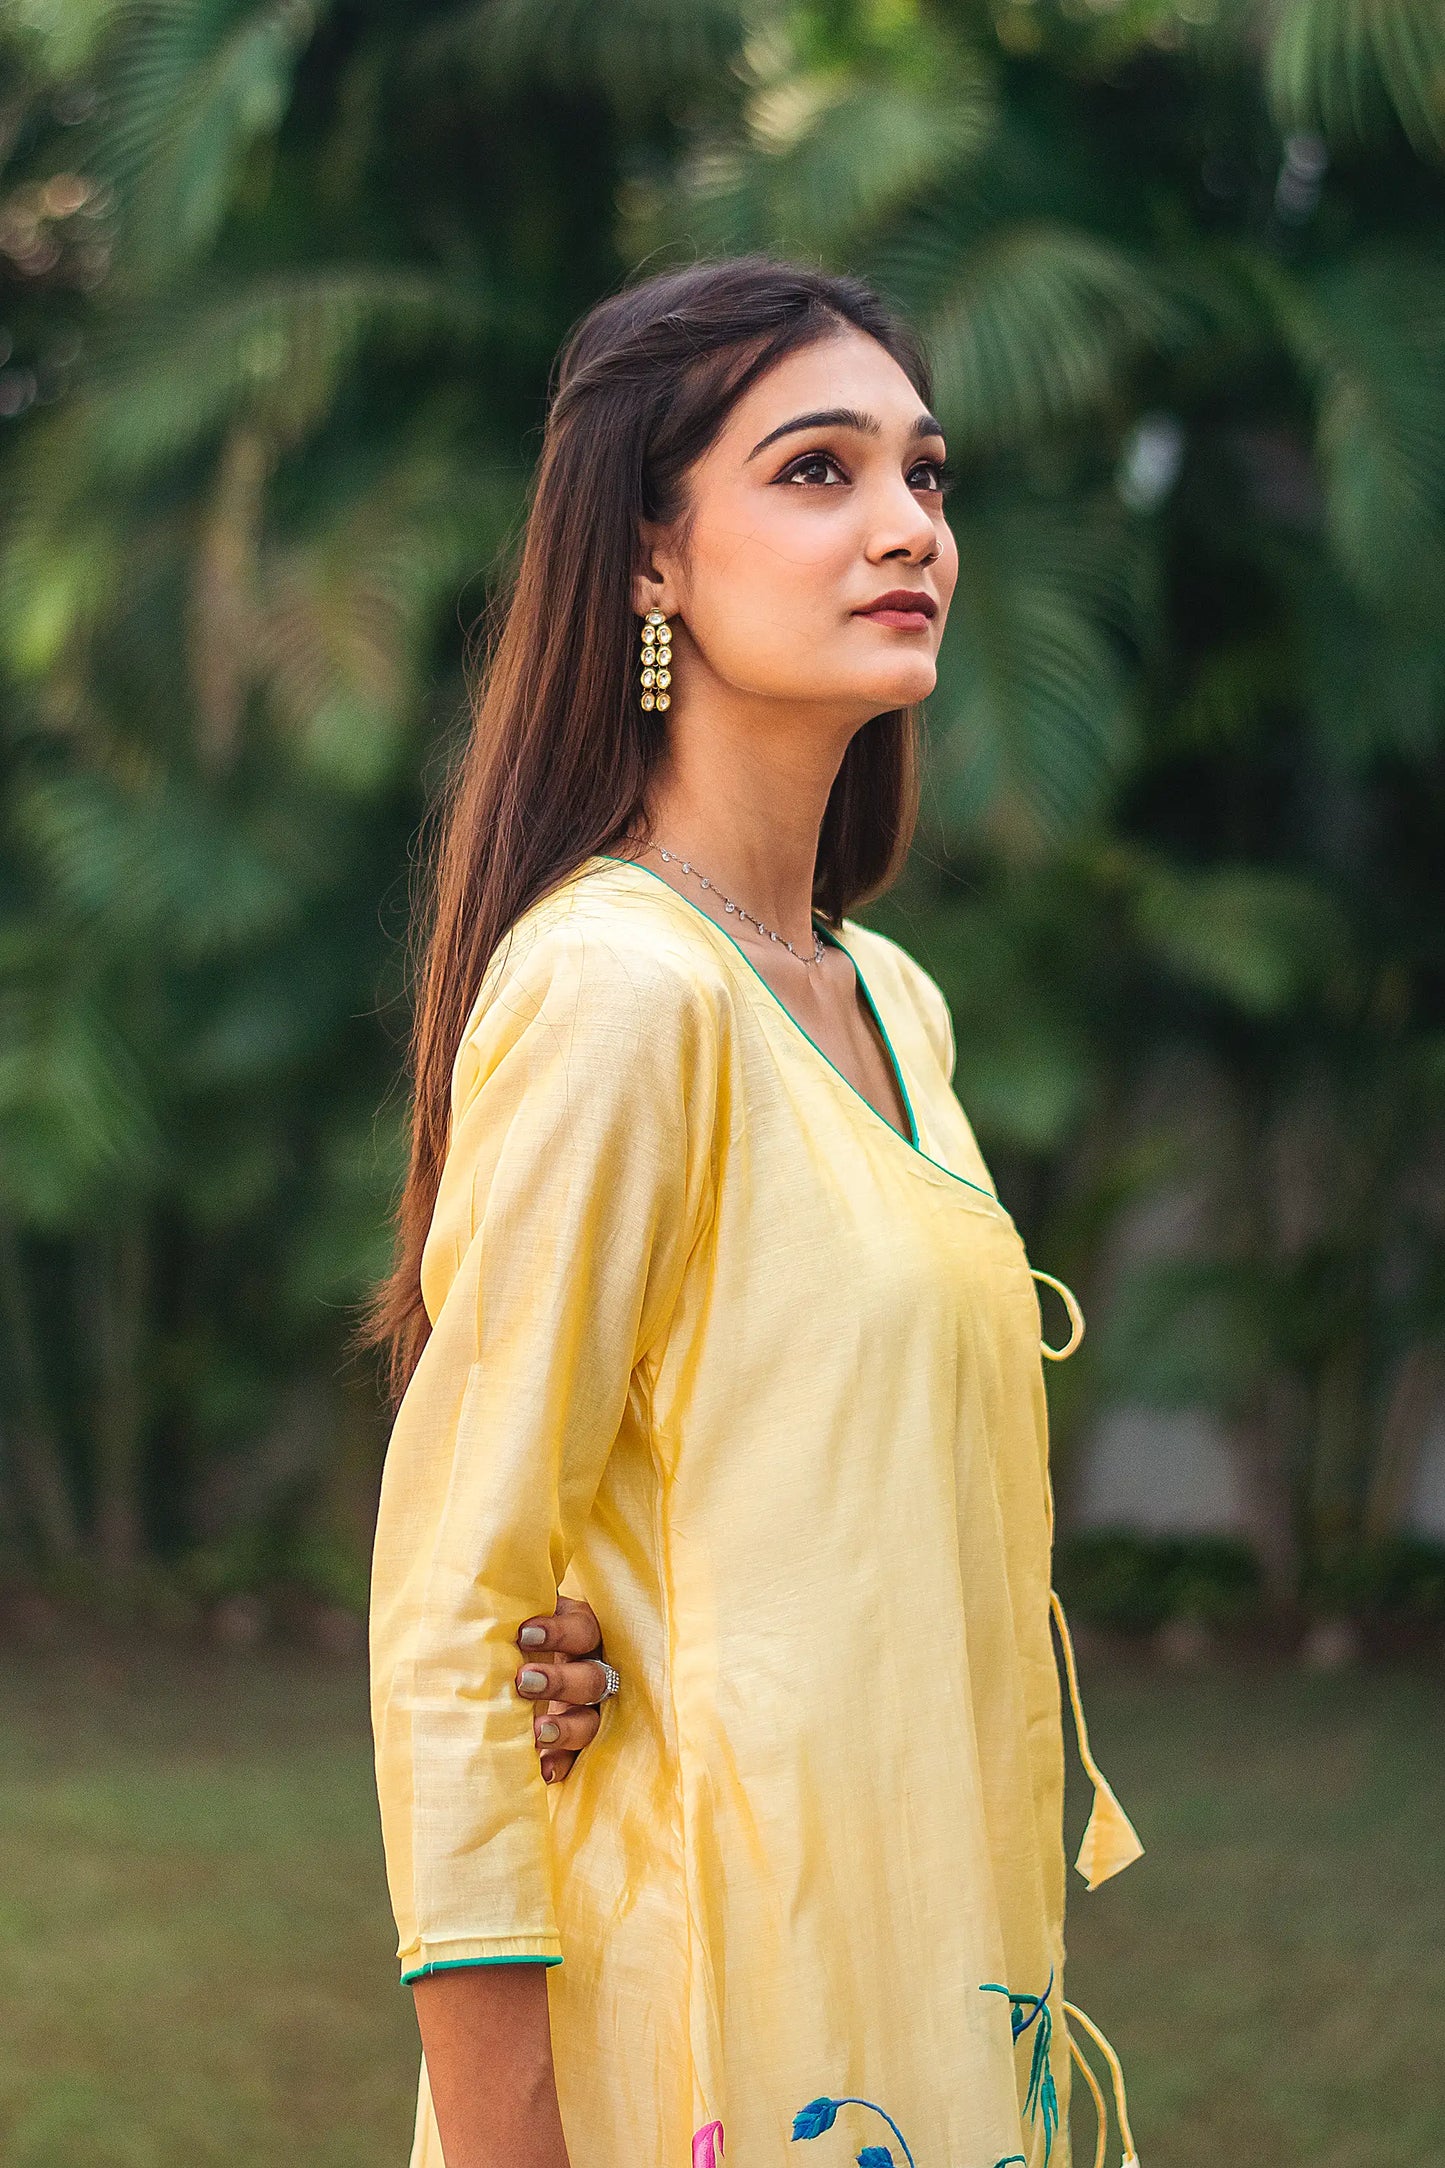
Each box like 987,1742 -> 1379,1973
1,0 -> 1443,1613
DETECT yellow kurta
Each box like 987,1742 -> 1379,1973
369,852 -> 1140,2168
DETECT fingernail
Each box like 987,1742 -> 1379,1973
542,1762 -> 558,1782
536,1720 -> 560,1744
518,1624 -> 547,1648
518,1666 -> 549,1693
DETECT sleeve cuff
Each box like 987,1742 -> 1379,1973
399,1934 -> 564,1985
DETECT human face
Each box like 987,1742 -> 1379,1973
635,327 -> 958,724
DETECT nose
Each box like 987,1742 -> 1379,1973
866,473 -> 941,566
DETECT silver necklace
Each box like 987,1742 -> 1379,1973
646,842 -> 827,965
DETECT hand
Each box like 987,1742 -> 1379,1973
513,1593 -> 613,1784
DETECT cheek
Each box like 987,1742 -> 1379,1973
683,499 -> 857,684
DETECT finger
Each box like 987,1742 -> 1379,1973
541,1748 -> 576,1785
516,1592 -> 603,1657
515,1656 -> 613,1707
533,1704 -> 601,1755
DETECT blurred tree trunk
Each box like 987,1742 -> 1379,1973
1307,1320 -> 1373,1588
1230,1373 -> 1306,1609
1365,1341 -> 1445,1543
0,1222 -> 79,1560
189,422 -> 270,776
83,1227 -> 150,1572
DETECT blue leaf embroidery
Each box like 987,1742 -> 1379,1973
791,2096 -> 916,2168
980,1971 -> 1058,2165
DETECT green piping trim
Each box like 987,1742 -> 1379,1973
401,1954 -> 561,1985
593,853 -> 1000,1206
814,918 -> 920,1149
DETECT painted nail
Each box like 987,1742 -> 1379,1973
543,1763 -> 557,1782
518,1624 -> 547,1648
536,1720 -> 560,1744
519,1666 -> 549,1693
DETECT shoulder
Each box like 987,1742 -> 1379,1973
454,859 -> 735,1107
836,917 -> 956,1084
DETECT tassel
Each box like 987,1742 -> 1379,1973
1050,1591 -> 1144,1889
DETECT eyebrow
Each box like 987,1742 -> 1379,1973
746,406 -> 946,460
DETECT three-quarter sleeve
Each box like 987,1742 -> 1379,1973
368,914 -> 718,1984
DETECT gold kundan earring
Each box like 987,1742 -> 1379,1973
639,611 -> 672,712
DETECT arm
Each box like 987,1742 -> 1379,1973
370,919 -> 717,2150
413,1965 -> 569,2168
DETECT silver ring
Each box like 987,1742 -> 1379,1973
596,1659 -> 620,1702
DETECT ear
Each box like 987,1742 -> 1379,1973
631,523 -> 683,621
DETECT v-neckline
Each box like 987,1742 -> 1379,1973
589,854 -> 1002,1207
593,849 -> 922,1153
813,919 -> 919,1148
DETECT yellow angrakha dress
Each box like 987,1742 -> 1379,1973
369,853 -> 1143,2168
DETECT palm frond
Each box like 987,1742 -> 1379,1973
96,0 -> 330,283
1278,541 -> 1445,761
12,771 -> 298,956
0,969 -> 162,1224
0,510 -> 123,682
1267,0 -> 1445,158
1129,857 -> 1356,1015
254,441 -> 523,792
671,38 -> 994,258
1265,250 -> 1445,618
407,0 -> 746,101
885,220 -> 1182,450
928,494 -> 1147,848
7,0 -> 119,77
10,266 -> 493,491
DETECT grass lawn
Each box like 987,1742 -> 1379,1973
1,1636 -> 1441,2167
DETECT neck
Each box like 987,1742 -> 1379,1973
638,681 -> 862,948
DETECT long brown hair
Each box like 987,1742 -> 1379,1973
358,256 -> 932,1408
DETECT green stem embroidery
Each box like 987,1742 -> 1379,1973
981,1969 -> 1059,2163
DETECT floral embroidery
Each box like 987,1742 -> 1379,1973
792,2096 -> 917,2168
789,2096 -> 1024,2168
980,1970 -> 1058,2164
694,2099 -> 1026,2167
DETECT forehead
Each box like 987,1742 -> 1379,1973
714,326 -> 932,453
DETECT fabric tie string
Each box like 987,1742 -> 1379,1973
1064,1998 -> 1140,2168
1030,1269 -> 1085,1361
1067,2024 -> 1109,2168
1031,1264 -> 1142,2160
1049,1589 -> 1145,1890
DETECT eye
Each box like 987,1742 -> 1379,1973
775,450 -> 850,487
908,455 -> 953,496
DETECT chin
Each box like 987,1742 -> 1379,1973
863,665 -> 937,711
755,662 -> 938,712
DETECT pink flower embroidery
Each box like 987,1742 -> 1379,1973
692,2120 -> 725,2167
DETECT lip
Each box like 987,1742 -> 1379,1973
853,590 -> 937,628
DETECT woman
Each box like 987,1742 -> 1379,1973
365,257 -> 1143,2168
